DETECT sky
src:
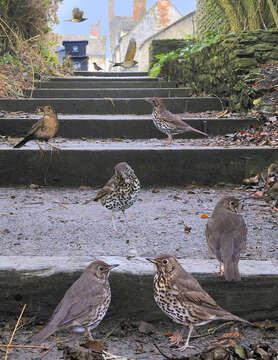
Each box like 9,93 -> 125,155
54,0 -> 196,36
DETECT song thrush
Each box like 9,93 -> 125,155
32,261 -> 118,343
112,38 -> 138,69
206,196 -> 247,281
14,105 -> 59,155
93,62 -> 103,71
145,97 -> 208,145
89,162 -> 140,231
147,254 -> 251,351
66,8 -> 87,22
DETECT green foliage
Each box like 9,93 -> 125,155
149,32 -> 221,78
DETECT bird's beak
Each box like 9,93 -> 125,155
145,98 -> 152,104
146,258 -> 156,264
109,264 -> 119,270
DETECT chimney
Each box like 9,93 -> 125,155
108,0 -> 115,23
90,21 -> 101,38
133,0 -> 146,22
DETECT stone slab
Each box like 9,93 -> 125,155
24,88 -> 191,98
35,80 -> 178,89
0,256 -> 277,322
73,71 -> 149,77
0,97 -> 222,114
0,116 -> 256,139
0,146 -> 277,186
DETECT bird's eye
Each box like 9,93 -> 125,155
162,259 -> 168,265
230,201 -> 234,206
99,266 -> 104,271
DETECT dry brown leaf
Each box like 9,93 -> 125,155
80,340 -> 105,351
29,184 -> 40,189
184,225 -> 192,233
201,214 -> 209,219
152,188 -> 160,193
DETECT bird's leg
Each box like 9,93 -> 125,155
178,324 -> 196,351
47,142 -> 60,152
86,328 -> 94,341
111,212 -> 118,232
122,210 -> 129,229
169,326 -> 186,346
166,134 -> 173,146
218,262 -> 224,275
37,141 -> 44,158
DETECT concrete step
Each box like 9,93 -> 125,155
0,256 -> 277,322
0,143 -> 277,186
52,76 -> 157,81
0,97 -> 222,114
35,80 -> 178,89
25,88 -> 191,98
74,71 -> 149,77
1,115 -> 256,139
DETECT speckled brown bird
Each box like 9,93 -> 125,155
32,261 -> 118,344
93,62 -> 103,71
112,38 -> 138,69
14,105 -> 59,155
147,254 -> 252,351
90,162 -> 140,231
145,97 -> 208,145
206,196 -> 247,281
66,8 -> 87,22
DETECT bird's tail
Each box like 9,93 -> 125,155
14,134 -> 33,148
224,259 -> 241,281
32,324 -> 55,344
112,63 -> 122,67
189,126 -> 208,137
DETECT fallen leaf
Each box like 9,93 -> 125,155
29,184 -> 40,189
184,225 -> 192,233
80,340 -> 104,351
163,331 -> 173,337
253,190 -> 265,198
152,188 -> 160,193
201,214 -> 209,219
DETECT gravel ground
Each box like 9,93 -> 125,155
0,186 -> 277,258
0,317 -> 277,359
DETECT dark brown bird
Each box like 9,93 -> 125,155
66,8 -> 87,22
14,105 -> 59,155
32,261 -> 118,344
88,162 -> 140,231
147,254 -> 252,351
93,62 -> 103,71
206,196 -> 247,281
145,97 -> 208,145
112,38 -> 138,69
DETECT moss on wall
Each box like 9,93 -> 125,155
157,29 -> 278,112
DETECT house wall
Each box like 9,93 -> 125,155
138,11 -> 196,71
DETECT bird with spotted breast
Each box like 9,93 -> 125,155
66,8 -> 87,22
88,162 -> 140,231
147,254 -> 253,351
32,261 -> 118,343
112,38 -> 137,69
206,196 -> 247,281
145,97 -> 208,145
14,105 -> 59,156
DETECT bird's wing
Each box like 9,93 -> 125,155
163,110 -> 192,131
27,118 -> 44,136
49,275 -> 106,329
93,175 -> 116,201
124,38 -> 136,62
72,8 -> 82,20
206,213 -> 247,262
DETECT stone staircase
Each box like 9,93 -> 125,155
0,71 -> 277,187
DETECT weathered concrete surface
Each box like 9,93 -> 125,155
73,71 -> 149,77
0,115 -> 256,139
0,256 -> 277,322
0,187 -> 276,259
0,143 -> 278,186
0,97 -> 222,114
24,87 -> 191,98
35,80 -> 178,89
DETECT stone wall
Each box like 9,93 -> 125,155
139,11 -> 195,71
158,29 -> 278,112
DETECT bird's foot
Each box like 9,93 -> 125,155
178,343 -> 197,352
218,263 -> 224,275
169,333 -> 183,347
48,144 -> 61,152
